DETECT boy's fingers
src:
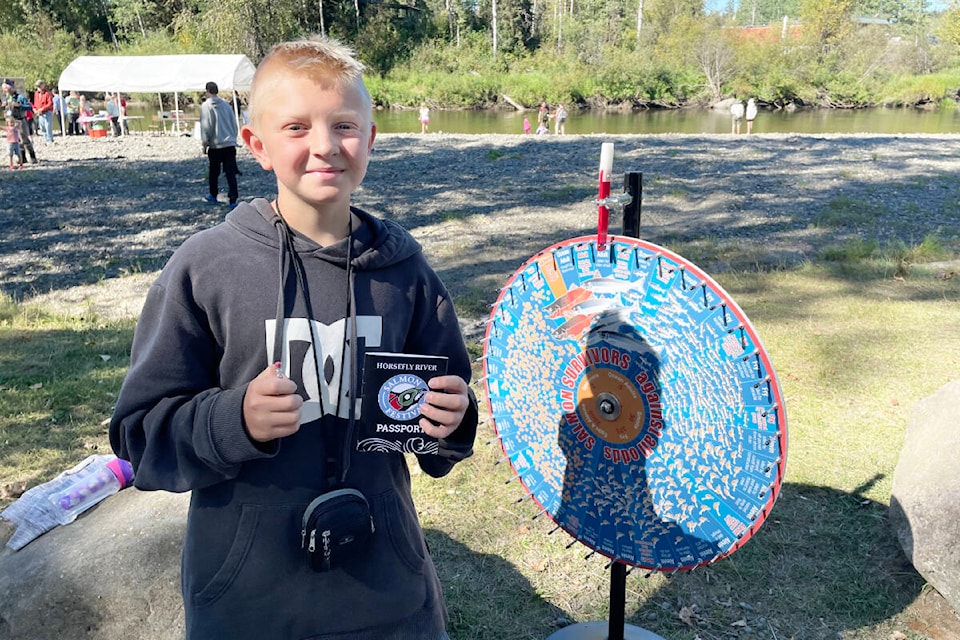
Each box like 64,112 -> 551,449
255,362 -> 298,395
424,389 -> 467,413
427,375 -> 467,395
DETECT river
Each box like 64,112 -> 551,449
371,106 -> 960,135
125,103 -> 960,135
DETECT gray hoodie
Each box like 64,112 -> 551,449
200,94 -> 238,150
110,199 -> 477,639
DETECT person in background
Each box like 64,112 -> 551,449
745,98 -> 758,134
106,93 -> 122,136
523,116 -> 531,134
32,81 -> 54,143
1,79 -> 37,164
419,102 -> 430,133
110,35 -> 477,640
52,88 -> 65,136
537,101 -> 551,134
3,114 -> 23,169
553,102 -> 567,135
66,90 -> 80,135
117,93 -> 129,134
200,81 -> 240,208
78,94 -> 91,134
730,97 -> 745,134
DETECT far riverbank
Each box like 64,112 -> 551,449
116,100 -> 960,135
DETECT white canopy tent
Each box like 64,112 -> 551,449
57,54 -> 256,135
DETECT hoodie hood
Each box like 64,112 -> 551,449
224,197 -> 422,271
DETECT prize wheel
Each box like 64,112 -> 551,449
483,235 -> 787,571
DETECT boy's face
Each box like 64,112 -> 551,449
242,70 -> 376,215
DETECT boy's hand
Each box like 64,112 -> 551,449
242,363 -> 303,442
418,375 -> 470,439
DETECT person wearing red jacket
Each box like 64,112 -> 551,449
32,81 -> 54,143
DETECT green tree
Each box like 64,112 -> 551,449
799,0 -> 857,59
935,2 -> 960,46
555,0 -> 630,64
644,0 -> 704,45
354,1 -> 435,73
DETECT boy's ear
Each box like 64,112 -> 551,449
241,125 -> 272,171
368,123 -> 377,151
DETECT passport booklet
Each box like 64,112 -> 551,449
357,352 -> 448,455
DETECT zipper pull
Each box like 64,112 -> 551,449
308,529 -> 316,553
301,527 -> 307,549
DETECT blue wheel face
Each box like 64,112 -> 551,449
483,236 -> 787,571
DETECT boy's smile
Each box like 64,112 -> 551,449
242,71 -> 376,225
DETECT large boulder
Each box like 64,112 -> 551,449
890,379 -> 960,617
0,488 -> 188,640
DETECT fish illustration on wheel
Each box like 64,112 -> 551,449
545,286 -> 594,318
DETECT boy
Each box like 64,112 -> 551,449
200,80 -> 240,207
3,115 -> 23,169
110,36 -> 477,640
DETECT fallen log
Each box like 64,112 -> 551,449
501,94 -> 526,111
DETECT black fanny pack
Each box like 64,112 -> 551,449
301,488 -> 375,572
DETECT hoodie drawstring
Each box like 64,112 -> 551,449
270,206 -> 356,487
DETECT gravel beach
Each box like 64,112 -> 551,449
3,131 -> 960,331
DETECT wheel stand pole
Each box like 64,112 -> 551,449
608,561 -> 628,640
622,172 -> 642,240
546,171 -> 664,640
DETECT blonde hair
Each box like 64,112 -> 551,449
248,35 -> 370,127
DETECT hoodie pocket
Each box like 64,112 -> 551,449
192,503 -> 301,608
374,490 -> 428,574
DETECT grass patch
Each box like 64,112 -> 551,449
0,296 -> 134,495
814,195 -> 886,229
818,234 -> 953,279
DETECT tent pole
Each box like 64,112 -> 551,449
234,93 -> 240,130
59,89 -> 67,137
174,92 -> 181,134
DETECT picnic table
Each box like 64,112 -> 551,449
154,111 -> 199,135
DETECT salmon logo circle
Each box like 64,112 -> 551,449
378,374 -> 428,421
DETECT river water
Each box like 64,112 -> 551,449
371,106 -> 960,135
126,103 -> 960,135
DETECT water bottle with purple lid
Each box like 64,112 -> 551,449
49,454 -> 135,524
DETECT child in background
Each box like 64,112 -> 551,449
419,102 -> 430,133
110,35 -> 477,640
3,115 -> 22,169
523,117 -> 531,134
